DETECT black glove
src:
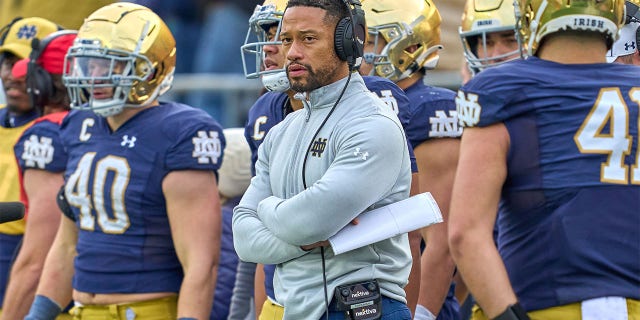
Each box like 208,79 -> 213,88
493,303 -> 530,320
56,186 -> 75,222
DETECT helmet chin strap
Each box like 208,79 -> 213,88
262,70 -> 290,92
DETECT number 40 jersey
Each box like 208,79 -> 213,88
60,102 -> 225,294
456,56 -> 640,311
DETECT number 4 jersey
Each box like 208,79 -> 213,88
60,102 -> 225,294
456,56 -> 640,311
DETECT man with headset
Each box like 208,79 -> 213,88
1,30 -> 76,320
0,16 -> 60,316
232,0 -> 413,319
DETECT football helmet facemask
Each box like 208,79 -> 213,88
517,0 -> 625,56
63,3 -> 176,117
460,0 -> 523,74
362,0 -> 443,82
240,0 -> 290,92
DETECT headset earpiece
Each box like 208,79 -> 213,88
25,30 -> 77,110
334,0 -> 366,70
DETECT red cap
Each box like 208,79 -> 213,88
12,33 -> 77,79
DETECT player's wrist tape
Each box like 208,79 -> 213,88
414,304 -> 437,320
493,302 -> 530,320
25,295 -> 62,320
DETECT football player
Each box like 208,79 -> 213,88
459,0 -> 523,76
238,0 -> 421,318
2,30 -> 76,320
25,3 -> 225,320
457,1 -> 527,315
360,1 -> 461,320
450,0 -> 639,319
0,16 -> 60,316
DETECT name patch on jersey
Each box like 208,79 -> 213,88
192,130 -> 222,164
21,135 -> 54,169
310,137 -> 328,157
429,110 -> 463,138
456,91 -> 481,127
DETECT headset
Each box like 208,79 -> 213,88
334,0 -> 366,70
26,30 -> 77,110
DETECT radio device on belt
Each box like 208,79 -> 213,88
333,280 -> 382,320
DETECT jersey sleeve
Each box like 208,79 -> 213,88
15,121 -> 67,172
456,67 -> 529,128
405,86 -> 461,148
165,111 -> 226,172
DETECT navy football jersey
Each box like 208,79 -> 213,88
244,76 -> 418,174
403,80 -> 460,148
60,102 -> 225,294
457,57 -> 640,311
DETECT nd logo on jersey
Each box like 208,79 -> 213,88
455,91 -> 481,127
22,135 -> 55,169
193,130 -> 222,164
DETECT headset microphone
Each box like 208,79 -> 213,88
0,202 -> 25,224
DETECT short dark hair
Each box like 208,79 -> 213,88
49,74 -> 70,110
286,0 -> 349,26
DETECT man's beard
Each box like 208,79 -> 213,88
287,61 -> 340,92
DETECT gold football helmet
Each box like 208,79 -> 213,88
362,0 -> 443,82
63,2 -> 176,117
240,0 -> 289,91
460,0 -> 523,74
518,0 -> 625,55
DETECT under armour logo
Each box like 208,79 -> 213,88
377,90 -> 399,114
625,41 -> 636,51
353,147 -> 369,160
121,135 -> 137,148
310,137 -> 327,157
455,91 -> 482,127
16,25 -> 37,39
22,135 -> 54,169
429,110 -> 463,138
192,130 -> 222,164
